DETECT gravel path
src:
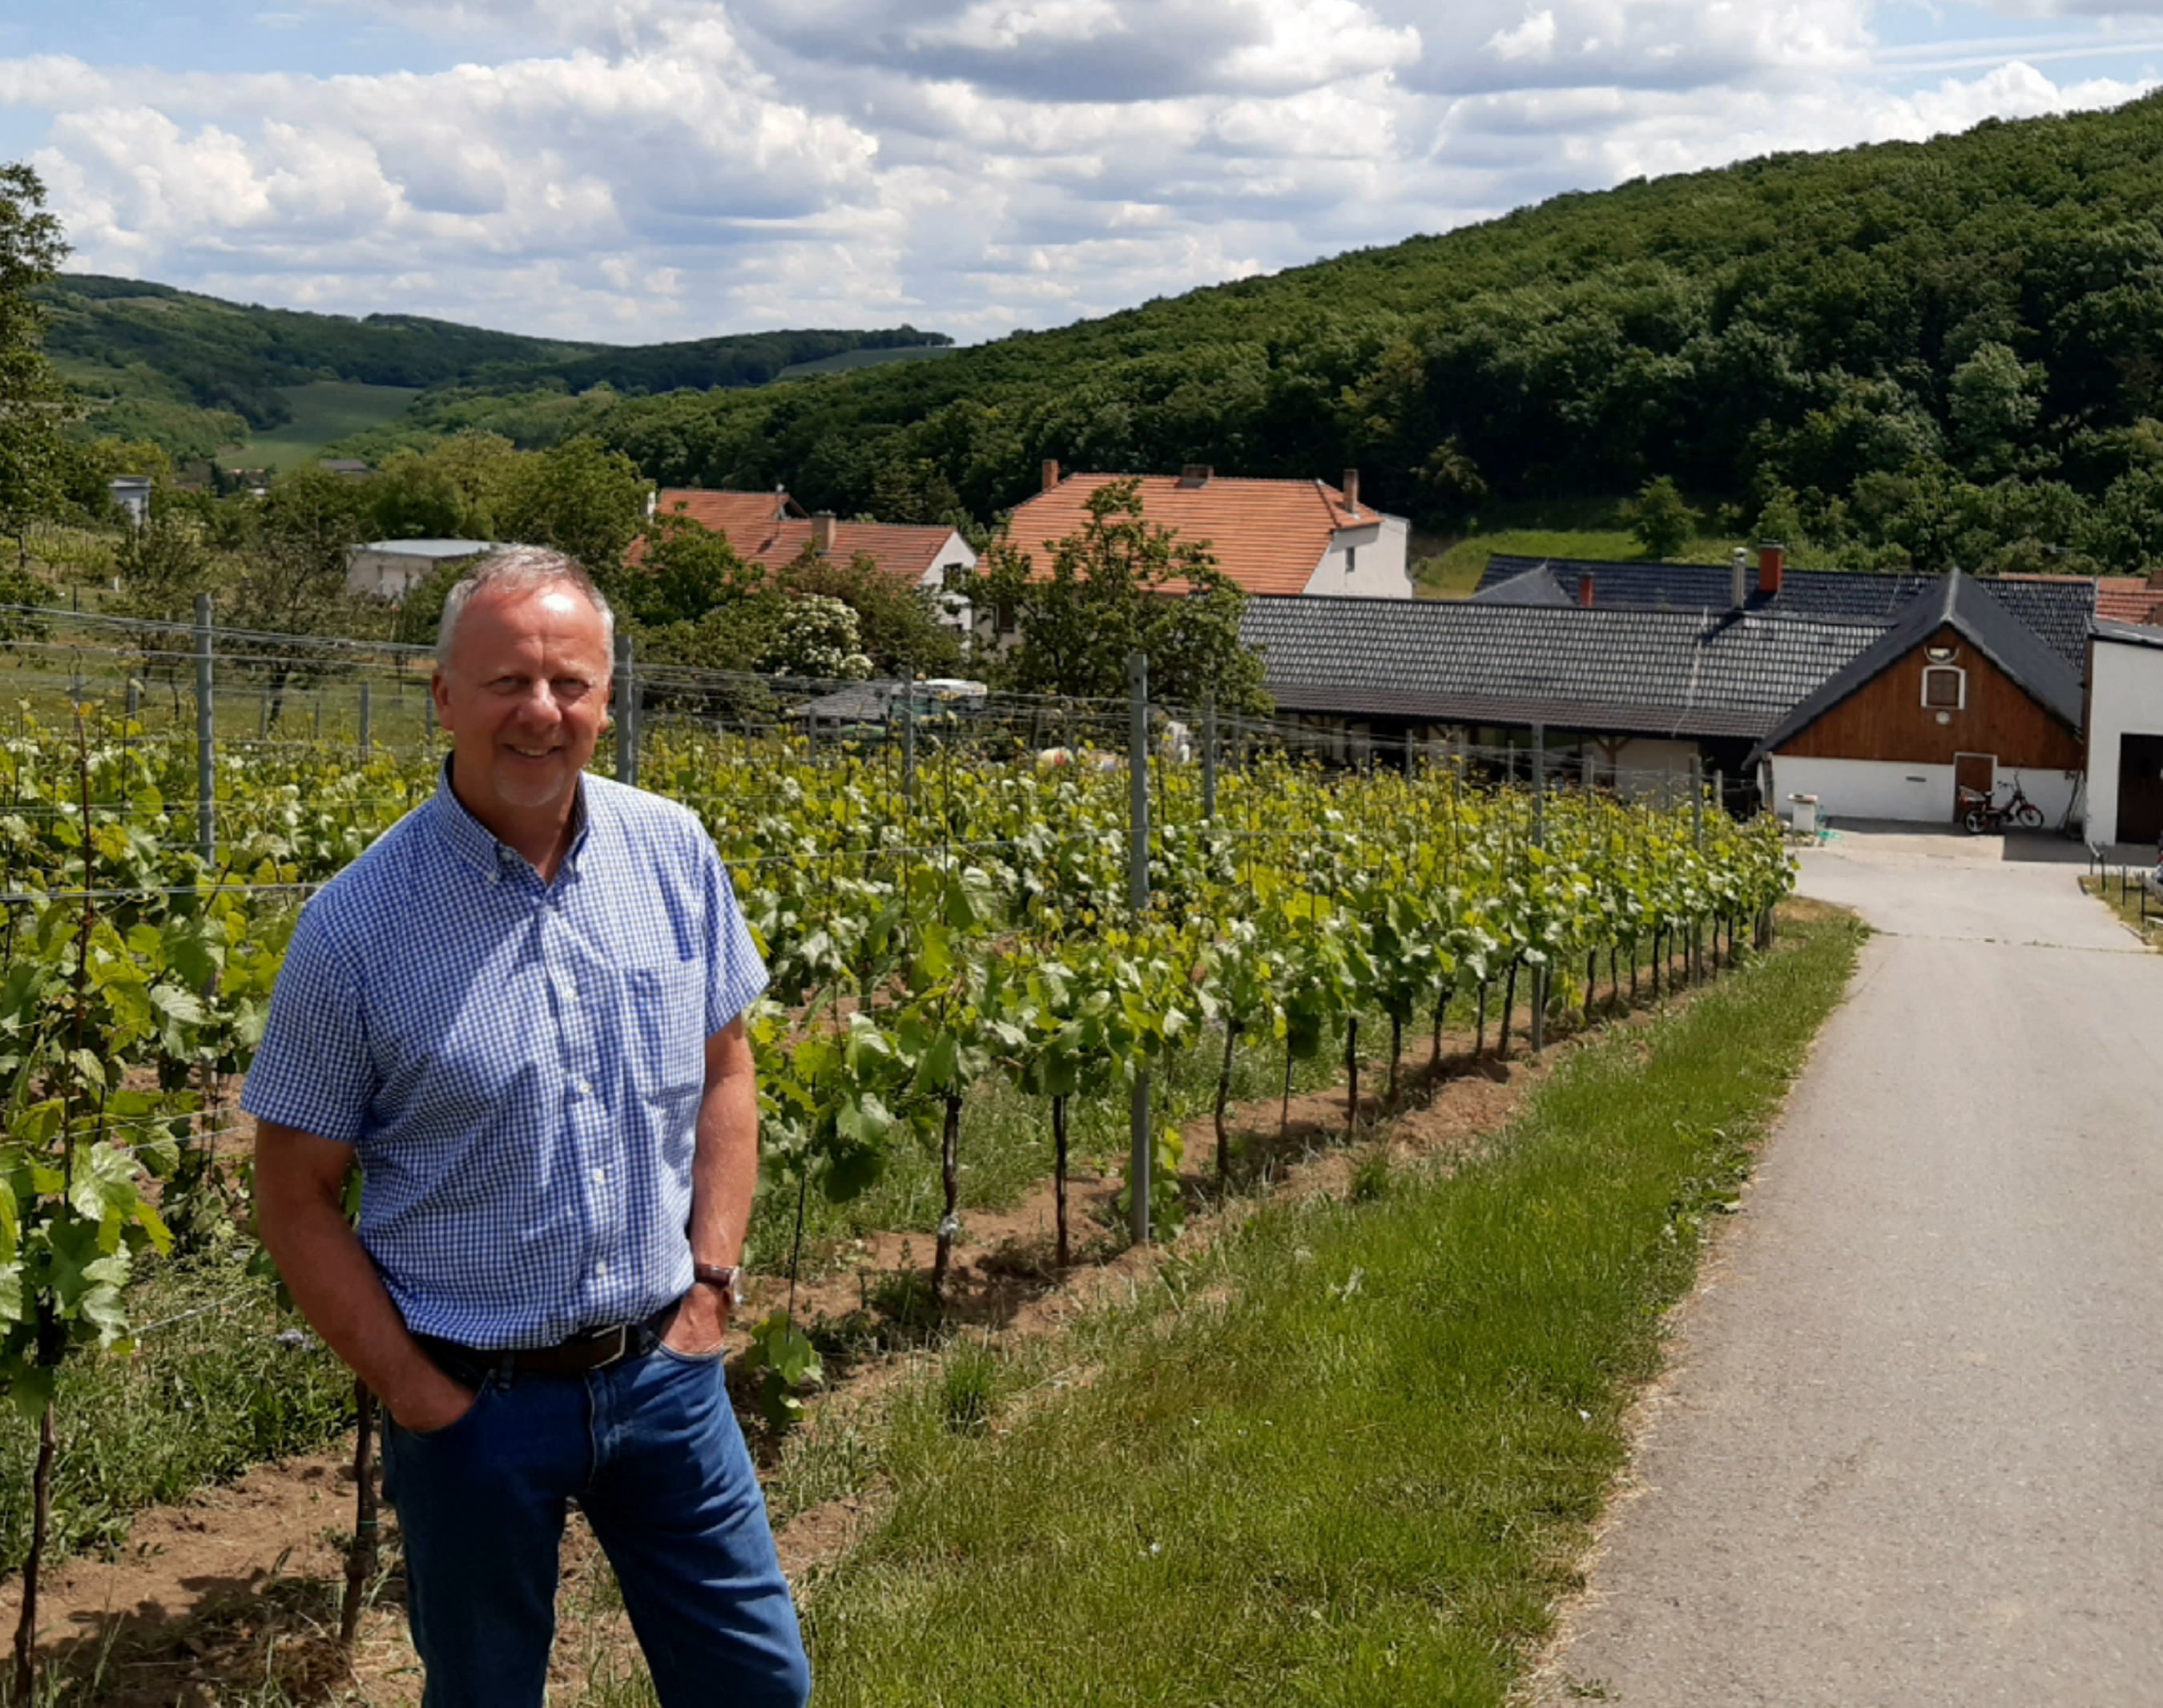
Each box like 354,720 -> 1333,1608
1541,828 -> 2163,1707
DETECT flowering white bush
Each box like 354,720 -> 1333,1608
762,595 -> 872,681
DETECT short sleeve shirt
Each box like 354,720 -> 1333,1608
241,766 -> 767,1348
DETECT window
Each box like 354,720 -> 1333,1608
1345,546 -> 1358,577
1923,665 -> 1965,710
996,601 -> 1018,635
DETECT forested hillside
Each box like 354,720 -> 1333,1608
393,92 -> 2163,570
39,272 -> 947,457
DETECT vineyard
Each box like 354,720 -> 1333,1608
0,606 -> 1797,1694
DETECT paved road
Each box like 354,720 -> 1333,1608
1541,828 -> 2163,1707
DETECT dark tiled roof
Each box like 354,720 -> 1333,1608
1475,555 -> 2096,674
1751,571 -> 2085,758
1240,596 -> 1888,741
2095,618 -> 2163,652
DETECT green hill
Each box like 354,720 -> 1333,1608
424,91 -> 2163,576
39,272 -> 949,465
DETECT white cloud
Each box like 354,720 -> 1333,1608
1489,9 -> 1560,62
1,2 -> 2158,344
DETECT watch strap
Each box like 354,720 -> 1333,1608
692,1263 -> 743,1306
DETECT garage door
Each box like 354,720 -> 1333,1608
2118,734 -> 2163,845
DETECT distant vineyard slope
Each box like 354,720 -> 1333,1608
37,272 -> 950,461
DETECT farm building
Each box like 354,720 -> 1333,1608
1242,557 -> 2114,825
1750,571 -> 2086,828
642,489 -> 976,630
1005,462 -> 1413,605
1474,548 -> 2096,675
2082,622 -> 2163,848
1237,594 -> 1887,802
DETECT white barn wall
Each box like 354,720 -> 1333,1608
2084,634 -> 2163,845
1769,755 -> 2079,827
1303,515 -> 1413,598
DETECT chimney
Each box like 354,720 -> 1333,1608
1578,574 -> 1596,609
812,512 -> 837,553
1343,469 -> 1360,516
643,488 -> 658,521
1178,464 -> 1213,488
1758,541 -> 1786,597
1042,457 -> 1060,493
1730,546 -> 1748,611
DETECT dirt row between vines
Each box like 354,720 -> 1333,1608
3,934 -> 1769,1706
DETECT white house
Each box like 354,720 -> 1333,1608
2082,621 -> 2163,848
1003,463 -> 1413,602
345,539 -> 497,601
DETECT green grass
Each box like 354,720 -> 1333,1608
216,381 -> 422,471
775,347 -> 958,381
1411,497 -> 1750,599
796,909 -> 1862,1706
0,1257 -> 360,1576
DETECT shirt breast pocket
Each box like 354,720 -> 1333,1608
625,962 -> 707,1118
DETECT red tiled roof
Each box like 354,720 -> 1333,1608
2096,576 -> 2163,625
1002,473 -> 1367,597
638,490 -> 965,586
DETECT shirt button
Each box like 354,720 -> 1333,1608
590,1166 -> 606,1185
575,1078 -> 592,1096
594,1259 -> 609,1277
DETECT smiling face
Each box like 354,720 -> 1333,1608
431,581 -> 612,848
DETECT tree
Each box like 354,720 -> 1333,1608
962,478 -> 1268,712
493,437 -> 647,575
613,509 -> 763,630
1949,342 -> 2045,476
0,165 -> 79,565
226,465 -> 377,719
774,544 -> 965,678
1621,476 -> 1700,560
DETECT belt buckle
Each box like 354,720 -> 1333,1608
588,1324 -> 631,1370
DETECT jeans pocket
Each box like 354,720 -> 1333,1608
653,1340 -> 727,1366
399,1377 -> 493,1442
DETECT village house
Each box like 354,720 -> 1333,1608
1001,463 -> 1414,620
644,488 -> 976,630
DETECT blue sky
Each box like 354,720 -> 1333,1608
2,1 -> 2158,344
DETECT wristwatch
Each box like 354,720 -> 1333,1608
692,1263 -> 743,1309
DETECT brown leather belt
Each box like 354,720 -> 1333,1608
420,1302 -> 679,1380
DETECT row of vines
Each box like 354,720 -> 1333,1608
0,698 -> 1795,1691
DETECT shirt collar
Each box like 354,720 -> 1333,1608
429,755 -> 594,880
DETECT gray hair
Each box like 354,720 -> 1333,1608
436,546 -> 616,670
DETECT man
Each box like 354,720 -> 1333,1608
247,547 -> 810,1707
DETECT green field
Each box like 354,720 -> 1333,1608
775,344 -> 958,380
217,379 -> 423,470
1412,498 -> 1750,598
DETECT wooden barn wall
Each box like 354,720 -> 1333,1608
1777,624 -> 2083,767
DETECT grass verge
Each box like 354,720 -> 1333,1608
2079,872 -> 2162,948
796,908 -> 1861,1706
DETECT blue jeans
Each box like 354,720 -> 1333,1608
382,1339 -> 811,1708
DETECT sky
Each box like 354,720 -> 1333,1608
4,1 -> 2161,347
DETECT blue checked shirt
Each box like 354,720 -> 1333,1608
242,766 -> 768,1349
